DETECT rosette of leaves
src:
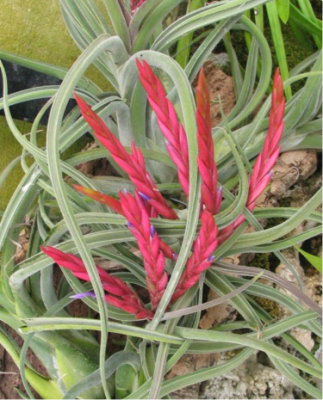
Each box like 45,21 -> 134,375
0,0 -> 322,398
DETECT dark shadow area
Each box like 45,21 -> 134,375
0,60 -> 76,125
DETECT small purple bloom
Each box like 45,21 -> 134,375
150,225 -> 156,237
207,255 -> 215,262
139,191 -> 151,201
70,291 -> 96,299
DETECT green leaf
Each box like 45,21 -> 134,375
289,4 -> 322,41
64,351 -> 141,399
276,0 -> 290,24
293,244 -> 322,273
266,0 -> 292,99
116,363 -> 139,399
175,0 -> 207,68
55,344 -> 105,399
0,328 -> 62,399
0,50 -> 100,95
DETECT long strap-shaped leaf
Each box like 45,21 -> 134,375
0,50 -> 101,95
296,0 -> 322,48
131,0 -> 184,53
152,0 -> 270,51
46,35 -> 126,400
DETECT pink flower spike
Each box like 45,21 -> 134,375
105,295 -> 153,320
218,69 -> 285,241
41,246 -> 152,319
136,59 -> 190,197
41,246 -> 92,278
246,69 -> 284,205
171,209 -> 218,302
73,184 -> 124,216
196,69 -> 221,215
120,191 -> 170,310
159,240 -> 177,260
74,93 -> 178,220
130,0 -> 147,13
247,172 -> 273,206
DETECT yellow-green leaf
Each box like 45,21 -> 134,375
293,244 -> 322,273
276,0 -> 290,24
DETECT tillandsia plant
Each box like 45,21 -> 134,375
0,0 -> 322,399
1,53 -> 321,398
40,63 -> 283,320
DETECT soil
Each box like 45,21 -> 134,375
0,323 -> 47,399
195,59 -> 236,126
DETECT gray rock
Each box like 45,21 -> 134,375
200,354 -> 295,399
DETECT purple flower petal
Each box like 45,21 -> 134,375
139,191 -> 151,201
150,225 -> 156,237
70,291 -> 96,299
